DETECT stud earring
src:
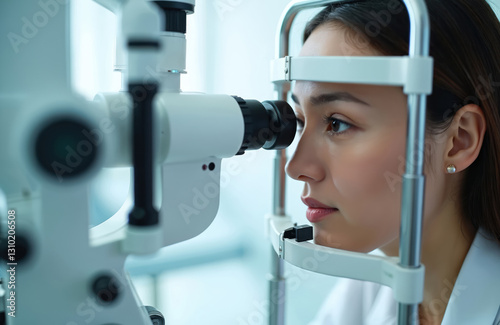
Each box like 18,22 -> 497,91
446,164 -> 457,174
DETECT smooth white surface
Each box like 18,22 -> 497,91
159,158 -> 222,246
155,93 -> 245,163
271,56 -> 434,94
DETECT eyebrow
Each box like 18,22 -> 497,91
291,92 -> 369,107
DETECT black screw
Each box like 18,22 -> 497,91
92,273 -> 120,305
145,306 -> 165,325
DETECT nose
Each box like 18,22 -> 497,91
285,130 -> 325,183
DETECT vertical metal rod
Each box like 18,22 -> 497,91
152,274 -> 161,308
273,150 -> 288,216
268,246 -> 286,325
398,1 -> 430,324
399,94 -> 427,266
268,150 -> 287,325
398,95 -> 427,325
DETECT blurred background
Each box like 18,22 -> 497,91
71,0 -> 500,324
72,1 -> 339,324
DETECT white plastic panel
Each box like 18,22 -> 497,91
155,93 -> 244,164
271,56 -> 433,94
160,158 -> 222,246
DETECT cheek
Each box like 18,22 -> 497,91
329,134 -> 406,231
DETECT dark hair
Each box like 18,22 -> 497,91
304,0 -> 500,241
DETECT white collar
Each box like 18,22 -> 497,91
441,229 -> 500,324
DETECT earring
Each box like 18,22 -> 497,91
446,164 -> 457,174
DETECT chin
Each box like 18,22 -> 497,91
313,233 -> 343,249
312,228 -> 346,250
313,227 -> 378,253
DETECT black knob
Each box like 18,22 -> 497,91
34,117 -> 99,181
145,305 -> 165,325
92,274 -> 121,305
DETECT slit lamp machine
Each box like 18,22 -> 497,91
0,0 -> 433,324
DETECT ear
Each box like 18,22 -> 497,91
445,104 -> 486,172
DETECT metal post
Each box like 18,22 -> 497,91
268,150 -> 288,325
268,245 -> 286,325
152,274 -> 161,309
398,1 -> 430,324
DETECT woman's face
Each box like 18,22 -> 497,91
286,24 -> 446,253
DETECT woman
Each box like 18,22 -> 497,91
285,0 -> 500,324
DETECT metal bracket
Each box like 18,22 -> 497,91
278,232 -> 285,258
284,56 -> 291,81
278,224 -> 313,259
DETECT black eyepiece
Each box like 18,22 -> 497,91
233,96 -> 296,155
153,1 -> 195,33
261,100 -> 297,150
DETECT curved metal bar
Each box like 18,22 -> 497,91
404,0 -> 431,57
271,1 -> 432,325
274,0 -> 352,101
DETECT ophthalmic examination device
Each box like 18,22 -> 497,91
0,0 -> 296,324
0,0 -> 433,324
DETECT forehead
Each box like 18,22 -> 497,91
299,23 -> 380,57
294,24 -> 393,103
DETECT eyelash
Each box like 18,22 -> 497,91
323,115 -> 352,136
295,115 -> 353,136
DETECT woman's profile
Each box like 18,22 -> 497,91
285,0 -> 500,323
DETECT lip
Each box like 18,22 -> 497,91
301,197 -> 338,223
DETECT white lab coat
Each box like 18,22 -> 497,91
309,229 -> 500,324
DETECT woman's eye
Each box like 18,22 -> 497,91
331,119 -> 350,133
324,116 -> 352,135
